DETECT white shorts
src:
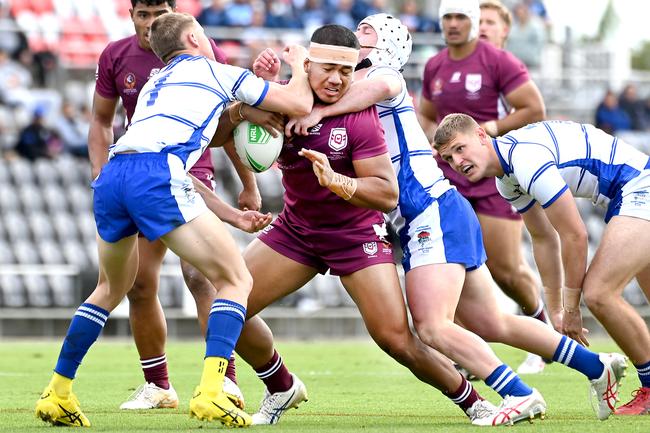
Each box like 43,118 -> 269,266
617,169 -> 650,221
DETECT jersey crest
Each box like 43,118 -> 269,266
328,128 -> 348,151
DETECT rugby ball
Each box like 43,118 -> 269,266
233,120 -> 284,173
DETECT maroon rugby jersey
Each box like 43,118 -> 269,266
422,40 -> 529,198
278,106 -> 389,230
95,35 -> 227,174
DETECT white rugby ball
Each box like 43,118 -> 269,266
233,120 -> 284,173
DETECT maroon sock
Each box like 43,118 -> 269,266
226,355 -> 237,384
141,354 -> 169,390
254,350 -> 293,394
446,375 -> 481,415
529,302 -> 549,324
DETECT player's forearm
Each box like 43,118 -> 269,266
87,122 -> 113,179
558,231 -> 588,293
497,104 -> 546,134
190,175 -> 240,226
282,69 -> 313,117
530,232 -> 562,309
223,138 -> 259,193
418,114 -> 438,144
320,80 -> 393,119
344,176 -> 398,213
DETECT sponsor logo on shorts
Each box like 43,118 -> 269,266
363,242 -> 378,257
148,68 -> 160,79
328,128 -> 348,151
416,227 -> 431,253
632,190 -> 650,207
372,223 -> 389,243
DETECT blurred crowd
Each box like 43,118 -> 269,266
595,84 -> 650,135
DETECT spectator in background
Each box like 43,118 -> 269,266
14,105 -> 61,160
198,0 -> 227,26
619,84 -> 645,131
595,89 -> 631,135
299,0 -> 327,34
329,0 -> 356,29
264,0 -> 302,28
0,1 -> 28,59
505,2 -> 544,68
224,0 -> 254,26
54,100 -> 90,158
398,0 -> 437,33
0,48 -> 32,108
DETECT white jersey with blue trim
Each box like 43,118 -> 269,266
366,66 -> 452,227
494,120 -> 650,217
110,53 -> 269,171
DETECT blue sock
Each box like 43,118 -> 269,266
485,364 -> 533,398
54,303 -> 109,379
205,299 -> 246,359
552,335 -> 603,380
635,360 -> 650,388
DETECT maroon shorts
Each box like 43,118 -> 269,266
467,192 -> 521,221
189,168 -> 215,190
258,214 -> 394,276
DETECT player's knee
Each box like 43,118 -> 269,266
182,263 -> 216,300
126,273 -> 159,302
583,287 -> 608,314
467,319 -> 503,342
412,321 -> 450,352
374,330 -> 412,361
488,259 -> 520,290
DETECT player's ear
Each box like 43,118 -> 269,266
304,59 -> 310,73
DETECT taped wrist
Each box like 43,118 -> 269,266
562,287 -> 582,312
329,172 -> 357,200
543,286 -> 562,313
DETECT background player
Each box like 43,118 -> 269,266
434,113 -> 650,417
418,0 -> 549,374
89,0 -> 255,409
35,12 -> 314,427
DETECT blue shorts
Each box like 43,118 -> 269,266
92,153 -> 207,242
399,189 -> 486,272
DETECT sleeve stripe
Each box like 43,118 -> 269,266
527,161 -> 555,194
252,81 -> 269,107
542,184 -> 569,208
231,70 -> 250,95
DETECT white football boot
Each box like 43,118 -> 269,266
119,382 -> 179,410
252,374 -> 308,425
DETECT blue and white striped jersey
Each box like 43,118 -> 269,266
109,53 -> 269,171
494,120 -> 650,221
366,66 -> 453,226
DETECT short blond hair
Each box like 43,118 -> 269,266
433,113 -> 479,151
150,12 -> 196,63
480,0 -> 512,28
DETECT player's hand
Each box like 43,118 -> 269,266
299,148 -> 334,187
253,48 -> 281,80
235,210 -> 272,233
238,187 -> 262,212
283,44 -> 308,67
286,106 -> 324,137
562,309 -> 590,347
241,105 -> 284,137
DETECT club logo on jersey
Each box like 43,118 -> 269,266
465,74 -> 482,93
148,68 -> 160,79
363,242 -> 378,256
328,128 -> 348,151
433,78 -> 443,96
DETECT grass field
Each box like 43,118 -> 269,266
2,339 -> 650,432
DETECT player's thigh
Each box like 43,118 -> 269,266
340,263 -> 410,337
161,212 -> 250,289
243,238 -> 318,317
477,212 -> 525,274
404,263 -> 466,325
455,265 -> 503,329
585,216 -> 650,295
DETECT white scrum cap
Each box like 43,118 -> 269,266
439,0 -> 480,42
359,13 -> 412,69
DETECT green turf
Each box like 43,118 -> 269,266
2,339 -> 650,432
